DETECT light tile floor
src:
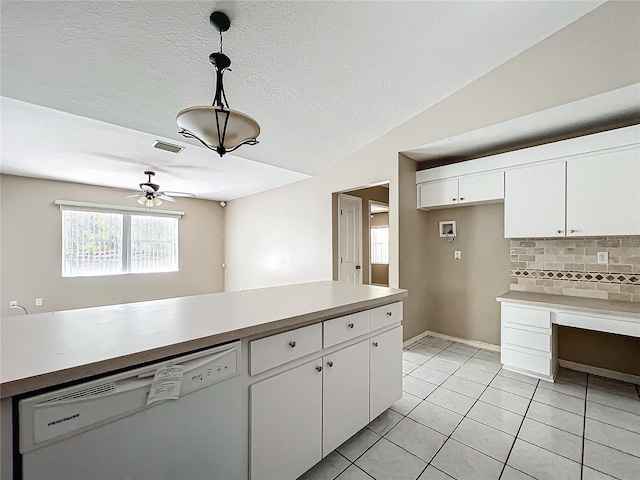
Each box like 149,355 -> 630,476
298,336 -> 640,480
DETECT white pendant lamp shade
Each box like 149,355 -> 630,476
177,11 -> 260,157
176,106 -> 260,152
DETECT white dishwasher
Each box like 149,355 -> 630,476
18,342 -> 246,480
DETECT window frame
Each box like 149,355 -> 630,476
57,200 -> 183,278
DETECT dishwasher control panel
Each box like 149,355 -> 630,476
180,345 -> 238,396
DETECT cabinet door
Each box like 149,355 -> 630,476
567,147 -> 640,236
418,179 -> 459,209
369,326 -> 402,421
323,341 -> 369,456
504,162 -> 566,238
251,360 -> 322,480
458,171 -> 504,205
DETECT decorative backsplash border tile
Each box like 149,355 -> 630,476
509,237 -> 640,302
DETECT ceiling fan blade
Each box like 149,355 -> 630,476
124,193 -> 144,198
157,194 -> 176,202
161,191 -> 196,198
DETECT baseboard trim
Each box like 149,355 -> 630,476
403,330 -> 500,353
558,360 -> 640,386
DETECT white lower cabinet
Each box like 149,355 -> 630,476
370,326 -> 403,421
322,340 -> 369,456
250,303 -> 404,480
500,304 -> 556,381
250,360 -> 323,480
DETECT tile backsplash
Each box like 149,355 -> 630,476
510,236 -> 640,302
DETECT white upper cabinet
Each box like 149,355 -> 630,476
418,178 -> 458,209
566,147 -> 640,236
418,171 -> 504,210
505,162 -> 566,238
458,171 -> 504,205
505,145 -> 640,238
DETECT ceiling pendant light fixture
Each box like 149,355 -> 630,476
177,11 -> 260,157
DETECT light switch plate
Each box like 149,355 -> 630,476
597,252 -> 608,264
454,251 -> 461,260
35,298 -> 43,306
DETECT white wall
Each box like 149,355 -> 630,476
224,1 -> 639,294
224,155 -> 400,290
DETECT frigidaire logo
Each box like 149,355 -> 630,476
47,413 -> 79,427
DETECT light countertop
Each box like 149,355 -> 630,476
497,291 -> 640,319
1,281 -> 407,399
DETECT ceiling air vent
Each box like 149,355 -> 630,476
153,140 -> 184,154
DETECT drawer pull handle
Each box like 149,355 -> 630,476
288,341 -> 296,348
327,361 -> 334,368
569,229 -> 576,233
557,229 -> 564,234
452,198 -> 457,201
386,312 -> 392,316
316,366 -> 322,372
348,323 -> 354,329
460,197 -> 465,201
373,342 -> 379,347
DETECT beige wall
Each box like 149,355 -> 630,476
559,327 -> 640,376
0,175 -> 224,317
398,155 -> 431,340
423,203 -> 511,345
333,186 -> 389,284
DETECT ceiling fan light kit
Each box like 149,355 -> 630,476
125,171 -> 195,207
177,11 -> 260,157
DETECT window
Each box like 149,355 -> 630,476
370,227 -> 389,265
61,206 -> 179,277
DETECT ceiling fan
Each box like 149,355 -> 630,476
125,171 -> 195,207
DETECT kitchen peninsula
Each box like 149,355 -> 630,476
1,281 -> 407,479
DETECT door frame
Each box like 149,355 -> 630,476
368,200 -> 389,286
337,193 -> 363,283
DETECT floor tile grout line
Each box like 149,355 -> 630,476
421,360 -> 504,479
581,374 -> 589,480
498,377 -> 539,480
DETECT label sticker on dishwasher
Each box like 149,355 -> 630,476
146,365 -> 184,406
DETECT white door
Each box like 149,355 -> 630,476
504,162 -> 566,238
322,340 -> 369,456
567,147 -> 640,236
338,194 -> 363,283
370,326 -> 403,421
250,360 -> 323,480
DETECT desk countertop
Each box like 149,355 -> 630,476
497,291 -> 640,319
1,281 -> 407,399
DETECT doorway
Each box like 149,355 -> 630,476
369,201 -> 389,286
333,183 -> 389,285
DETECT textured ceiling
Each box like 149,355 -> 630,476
1,0 -> 604,178
403,84 -> 640,165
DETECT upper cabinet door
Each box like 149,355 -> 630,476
458,171 -> 504,205
418,178 -> 459,209
505,162 -> 566,238
567,147 -> 640,236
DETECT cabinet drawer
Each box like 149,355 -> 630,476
501,304 -> 551,330
250,323 -> 322,375
501,326 -> 551,353
501,347 -> 552,377
371,302 -> 403,331
324,311 -> 370,348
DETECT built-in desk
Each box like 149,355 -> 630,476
496,291 -> 640,382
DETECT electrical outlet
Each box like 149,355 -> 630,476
9,300 -> 18,307
35,298 -> 43,306
597,252 -> 608,264
454,251 -> 462,260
